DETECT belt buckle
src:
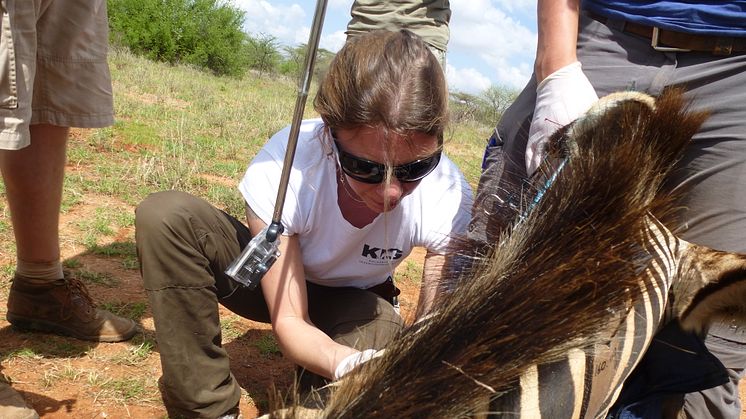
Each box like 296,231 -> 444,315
651,27 -> 691,52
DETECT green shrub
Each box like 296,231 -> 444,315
108,0 -> 248,77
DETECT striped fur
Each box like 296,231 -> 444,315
486,212 -> 738,419
272,91 -> 746,418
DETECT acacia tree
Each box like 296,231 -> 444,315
245,34 -> 281,75
449,91 -> 481,123
280,45 -> 305,78
479,85 -> 519,124
279,44 -> 336,84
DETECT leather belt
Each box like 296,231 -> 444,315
366,277 -> 401,306
589,12 -> 746,55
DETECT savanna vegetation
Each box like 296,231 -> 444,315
0,25 -> 496,419
106,0 -> 518,127
0,2 -> 744,417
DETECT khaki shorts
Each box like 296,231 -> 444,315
0,0 -> 114,150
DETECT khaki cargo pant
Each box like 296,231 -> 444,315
0,0 -> 113,149
135,190 -> 403,418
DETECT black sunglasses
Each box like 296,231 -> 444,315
334,139 -> 441,184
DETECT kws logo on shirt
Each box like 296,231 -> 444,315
361,244 -> 403,262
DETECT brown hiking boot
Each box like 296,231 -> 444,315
0,380 -> 39,419
6,274 -> 138,342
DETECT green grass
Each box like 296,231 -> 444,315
99,301 -> 148,321
90,241 -> 136,258
255,333 -> 282,358
394,259 -> 424,285
445,122 -> 493,190
0,264 -> 14,280
76,269 -> 119,287
90,241 -> 139,270
77,207 -> 117,248
42,362 -> 84,388
220,315 -> 245,341
111,338 -> 155,366
62,258 -> 83,269
105,377 -> 151,401
4,347 -> 40,360
2,339 -> 89,360
87,373 -> 158,404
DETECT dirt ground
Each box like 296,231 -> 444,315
0,194 -> 425,418
0,171 -> 743,418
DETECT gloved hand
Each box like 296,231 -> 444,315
526,61 -> 597,176
333,349 -> 385,380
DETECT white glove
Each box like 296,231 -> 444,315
526,61 -> 598,176
333,349 -> 385,380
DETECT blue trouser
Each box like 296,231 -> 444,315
606,321 -> 729,418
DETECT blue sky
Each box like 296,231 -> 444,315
233,0 -> 539,95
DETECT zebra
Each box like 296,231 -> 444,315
269,90 -> 746,418
484,213 -> 746,418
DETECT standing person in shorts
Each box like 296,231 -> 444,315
0,1 -> 138,418
347,0 -> 451,68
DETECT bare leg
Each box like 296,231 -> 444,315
1,124 -> 137,342
0,124 -> 67,264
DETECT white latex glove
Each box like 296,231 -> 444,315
333,349 -> 385,380
526,61 -> 598,176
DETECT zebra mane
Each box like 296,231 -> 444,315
275,89 -> 709,418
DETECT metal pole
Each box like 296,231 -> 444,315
223,0 -> 330,288
267,0 -> 329,241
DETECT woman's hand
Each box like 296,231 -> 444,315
334,349 -> 386,380
526,62 -> 597,175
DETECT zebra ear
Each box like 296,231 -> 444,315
542,91 -> 658,163
674,243 -> 746,336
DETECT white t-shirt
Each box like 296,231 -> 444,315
239,119 -> 472,289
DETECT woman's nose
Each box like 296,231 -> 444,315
379,177 -> 404,202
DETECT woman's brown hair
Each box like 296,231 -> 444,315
314,29 -> 448,143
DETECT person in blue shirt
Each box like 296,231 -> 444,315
470,1 -> 746,418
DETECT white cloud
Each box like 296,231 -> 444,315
295,26 -> 346,51
236,0 -> 348,52
493,59 -> 532,90
449,0 -> 537,89
328,0 -> 352,10
320,30 -> 347,52
233,0 -> 537,90
235,0 -> 307,45
446,65 -> 493,95
489,0 -> 536,15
